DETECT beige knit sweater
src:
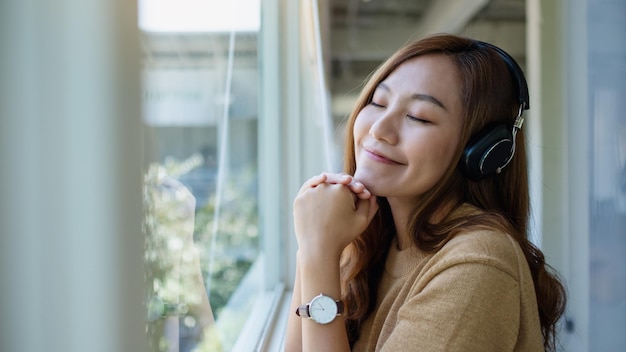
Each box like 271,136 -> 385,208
352,229 -> 544,351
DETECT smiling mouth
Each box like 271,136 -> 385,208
364,149 -> 402,165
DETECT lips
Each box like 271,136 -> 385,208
363,146 -> 403,165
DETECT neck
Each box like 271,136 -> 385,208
386,196 -> 459,251
386,197 -> 416,250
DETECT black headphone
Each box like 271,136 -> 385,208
459,41 -> 530,181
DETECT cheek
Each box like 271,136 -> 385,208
435,136 -> 459,160
352,111 -> 370,147
409,132 -> 460,170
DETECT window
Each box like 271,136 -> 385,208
586,1 -> 626,349
549,0 -> 626,350
139,1 -> 266,350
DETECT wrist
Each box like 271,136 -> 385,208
296,232 -> 345,262
296,250 -> 342,302
297,247 -> 342,270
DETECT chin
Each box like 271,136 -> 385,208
353,169 -> 384,196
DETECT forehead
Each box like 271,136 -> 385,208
383,54 -> 459,89
378,54 -> 463,110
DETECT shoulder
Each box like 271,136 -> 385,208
425,203 -> 528,276
427,228 -> 527,281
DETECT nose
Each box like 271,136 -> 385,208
369,109 -> 399,145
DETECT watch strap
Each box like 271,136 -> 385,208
295,297 -> 344,318
295,304 -> 309,318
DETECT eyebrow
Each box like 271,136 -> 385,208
377,82 -> 448,111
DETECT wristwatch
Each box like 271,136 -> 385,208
296,293 -> 344,324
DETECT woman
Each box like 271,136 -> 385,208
285,34 -> 566,351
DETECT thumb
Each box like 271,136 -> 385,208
355,195 -> 379,226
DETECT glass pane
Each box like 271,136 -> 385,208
588,0 -> 626,350
138,1 -> 261,351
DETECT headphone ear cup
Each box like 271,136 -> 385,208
460,123 -> 514,181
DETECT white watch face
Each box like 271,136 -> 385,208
309,294 -> 338,324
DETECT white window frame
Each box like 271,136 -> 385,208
234,0 -> 335,349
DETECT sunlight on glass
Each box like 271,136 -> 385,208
138,0 -> 260,32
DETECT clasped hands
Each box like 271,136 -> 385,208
293,173 -> 379,261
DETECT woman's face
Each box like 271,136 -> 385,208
353,54 -> 464,203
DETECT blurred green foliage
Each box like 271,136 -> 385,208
142,154 -> 259,352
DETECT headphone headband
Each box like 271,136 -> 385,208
474,41 -> 530,110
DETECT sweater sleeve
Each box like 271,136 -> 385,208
379,250 -> 524,351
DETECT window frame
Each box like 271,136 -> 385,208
234,0 -> 335,348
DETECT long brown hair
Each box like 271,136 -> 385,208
339,34 -> 566,351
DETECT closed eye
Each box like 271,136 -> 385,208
407,115 -> 431,124
370,101 -> 385,108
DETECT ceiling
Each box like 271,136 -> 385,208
326,0 -> 527,117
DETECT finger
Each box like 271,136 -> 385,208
322,172 -> 353,185
353,188 -> 371,200
317,173 -> 372,200
298,173 -> 328,193
347,181 -> 371,199
367,196 -> 379,221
